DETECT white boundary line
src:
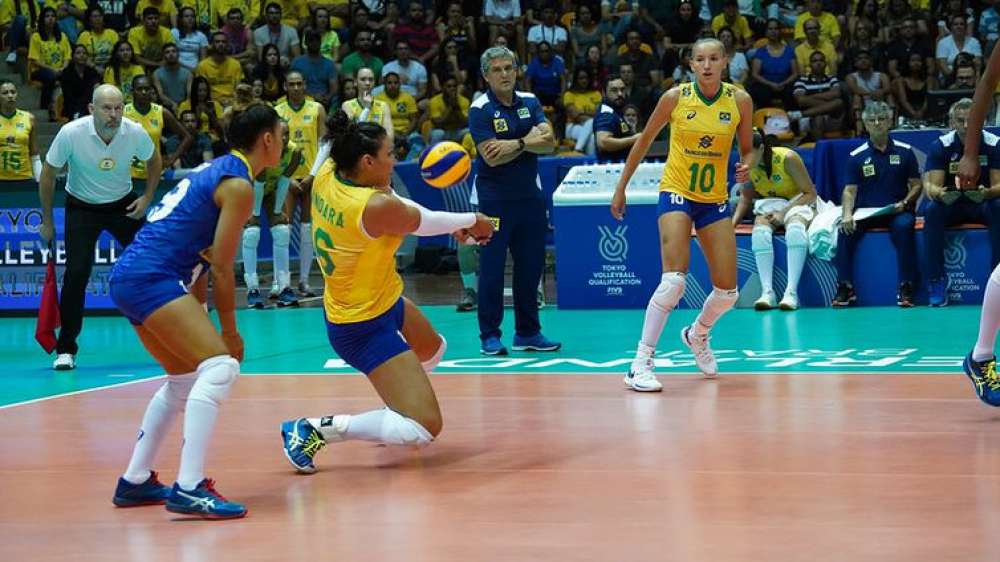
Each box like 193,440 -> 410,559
0,375 -> 163,411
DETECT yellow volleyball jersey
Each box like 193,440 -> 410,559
343,98 -> 388,126
125,103 -> 164,179
661,82 -> 741,204
313,160 -> 405,324
275,99 -> 322,180
259,139 -> 299,188
0,110 -> 32,180
749,146 -> 801,200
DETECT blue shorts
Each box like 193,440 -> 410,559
326,297 -> 410,375
111,275 -> 189,325
657,191 -> 730,230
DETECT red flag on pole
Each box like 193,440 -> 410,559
35,248 -> 61,354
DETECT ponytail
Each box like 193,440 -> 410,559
752,127 -> 777,179
322,109 -> 387,173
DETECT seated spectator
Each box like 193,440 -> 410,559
594,76 -> 640,161
252,43 -> 288,102
341,30 -> 385,81
431,37 -> 472,95
172,6 -> 209,71
937,15 -> 982,78
618,63 -> 649,114
524,41 -> 565,107
59,44 -> 101,120
103,40 -> 147,104
77,6 -> 118,72
252,2 -> 300,65
340,76 -> 357,102
563,68 -> 602,155
794,0 -> 841,46
748,19 -> 799,108
922,98 -> 1000,306
428,75 -> 470,144
883,0 -> 928,43
136,0 -> 178,28
382,39 -> 428,99
349,5 -> 389,58
375,71 -> 422,147
291,29 -> 338,107
615,30 -> 657,92
635,0 -> 671,43
484,0 -> 526,62
569,3 -> 604,66
664,0 -> 701,50
895,52 -> 933,121
833,101 -> 920,308
178,76 -> 225,145
936,0 -> 976,39
221,7 -> 256,69
166,109 -> 215,170
849,0 -> 880,41
582,44 -> 609,91
393,1 -> 440,65
28,7 -> 71,121
711,0 -> 752,48
183,0 -> 220,30
527,3 -> 568,59
795,17 -> 838,78
981,0 -> 1000,55
153,43 -> 193,114
843,20 -> 884,78
623,103 -> 642,133
128,7 -> 174,70
196,31 -> 245,106
886,17 -> 934,82
301,7 -> 341,62
791,51 -> 845,139
671,47 -> 695,85
949,60 -> 979,89
717,27 -> 749,85
846,50 -> 891,133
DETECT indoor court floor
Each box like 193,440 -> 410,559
3,304 -> 1000,562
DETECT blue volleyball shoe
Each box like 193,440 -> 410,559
164,479 -> 247,519
280,418 -> 327,474
962,353 -> 1000,406
112,470 -> 171,507
512,333 -> 562,352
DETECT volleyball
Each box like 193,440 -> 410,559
419,141 -> 471,189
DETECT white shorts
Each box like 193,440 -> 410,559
252,176 -> 291,217
753,197 -> 815,224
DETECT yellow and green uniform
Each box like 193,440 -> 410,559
275,99 -> 322,179
661,82 -> 741,204
343,97 -> 389,126
258,139 -> 299,189
104,64 -> 147,104
77,28 -> 119,68
313,161 -> 404,324
0,110 -> 32,180
124,102 -> 164,179
749,146 -> 801,200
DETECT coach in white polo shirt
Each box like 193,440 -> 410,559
38,84 -> 161,371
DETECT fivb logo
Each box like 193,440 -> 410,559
597,225 -> 628,262
944,234 -> 967,270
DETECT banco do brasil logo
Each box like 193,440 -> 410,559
698,135 -> 714,149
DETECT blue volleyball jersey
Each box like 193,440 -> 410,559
112,152 -> 254,281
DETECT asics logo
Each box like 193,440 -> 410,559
686,111 -> 696,120
177,491 -> 216,512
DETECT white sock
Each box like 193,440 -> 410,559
751,224 -> 774,294
461,272 -> 477,290
299,222 -> 314,286
271,224 -> 291,290
177,356 -> 239,491
123,372 -> 196,484
310,408 -> 433,446
784,222 -> 808,296
693,287 -> 738,337
973,264 -> 1000,362
638,272 -> 686,352
242,226 -> 260,290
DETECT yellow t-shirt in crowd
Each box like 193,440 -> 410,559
77,28 -> 119,68
177,98 -> 224,139
195,56 -> 245,104
128,25 -> 175,63
104,64 -> 148,104
711,13 -> 753,41
795,40 -> 838,76
28,32 -> 71,72
135,0 -> 178,24
562,90 -> 602,116
375,91 -> 418,136
429,93 -> 470,131
794,12 -> 841,43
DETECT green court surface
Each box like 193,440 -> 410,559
1,305 -> 980,407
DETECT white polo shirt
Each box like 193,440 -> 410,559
45,116 -> 155,205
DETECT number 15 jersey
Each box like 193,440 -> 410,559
661,82 -> 740,204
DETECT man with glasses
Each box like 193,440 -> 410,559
794,18 -> 838,77
832,101 -> 921,307
923,98 -> 1000,307
594,77 -> 640,162
468,46 -> 560,356
887,17 -> 934,81
251,2 -> 299,65
936,15 -> 982,79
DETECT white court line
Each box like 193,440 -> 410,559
0,375 -> 163,411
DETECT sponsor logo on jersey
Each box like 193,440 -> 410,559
719,112 -> 732,124
686,111 -> 697,120
698,135 -> 714,149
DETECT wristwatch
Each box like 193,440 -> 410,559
518,138 -> 526,151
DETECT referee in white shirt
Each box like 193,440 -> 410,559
38,85 -> 160,371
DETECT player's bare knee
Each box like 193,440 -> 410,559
245,215 -> 259,227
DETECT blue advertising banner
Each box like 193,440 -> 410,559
0,208 -> 124,311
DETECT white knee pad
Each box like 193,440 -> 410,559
242,225 -> 261,248
751,225 -> 774,253
421,335 -> 447,374
157,372 -> 197,410
992,263 -> 1000,285
380,408 -> 434,447
785,222 -> 807,249
270,224 -> 290,248
650,271 -> 685,313
188,355 -> 239,406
